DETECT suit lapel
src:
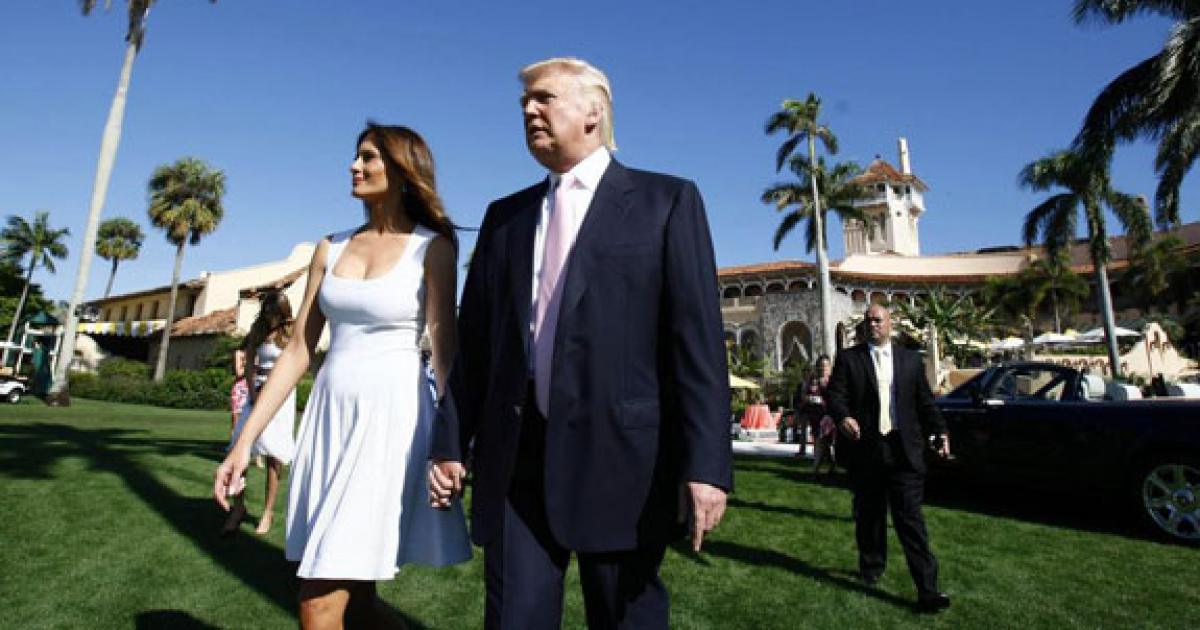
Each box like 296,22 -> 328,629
557,160 -> 634,319
507,180 -> 547,363
863,345 -> 879,394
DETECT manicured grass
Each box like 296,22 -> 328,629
1,398 -> 1197,629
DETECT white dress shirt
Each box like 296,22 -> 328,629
528,147 -> 611,374
870,341 -> 897,435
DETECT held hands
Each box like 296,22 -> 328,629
677,481 -> 727,552
429,460 -> 467,509
839,417 -> 862,440
213,449 -> 250,511
934,433 -> 952,458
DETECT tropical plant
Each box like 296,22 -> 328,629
1019,148 -> 1151,376
1023,251 -> 1091,332
95,217 -> 145,298
0,212 -> 70,366
52,0 -> 218,403
894,290 -> 992,365
765,93 -> 840,357
147,157 -> 226,381
1071,0 -> 1200,226
982,275 -> 1041,341
1121,229 -> 1192,312
763,156 -> 876,252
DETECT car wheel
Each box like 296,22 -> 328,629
5,390 -> 20,404
1136,457 -> 1200,544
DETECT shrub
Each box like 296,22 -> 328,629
97,358 -> 152,380
70,368 -> 232,410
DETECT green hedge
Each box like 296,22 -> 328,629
72,363 -> 316,412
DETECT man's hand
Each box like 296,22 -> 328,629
839,416 -> 861,440
429,460 -> 467,509
936,433 -> 951,458
678,481 -> 727,552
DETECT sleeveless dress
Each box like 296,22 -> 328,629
230,340 -> 297,464
285,225 -> 472,580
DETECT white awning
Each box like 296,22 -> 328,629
77,320 -> 167,338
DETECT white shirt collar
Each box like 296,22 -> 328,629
869,341 -> 892,355
550,147 -> 610,192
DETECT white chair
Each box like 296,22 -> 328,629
1167,383 -> 1200,399
1106,382 -> 1142,400
1080,374 -> 1107,402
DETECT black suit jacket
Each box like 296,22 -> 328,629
432,159 -> 733,552
826,343 -> 945,474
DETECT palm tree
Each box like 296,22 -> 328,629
1020,148 -> 1151,377
1,212 -> 70,366
895,290 -> 990,374
51,0 -> 218,403
983,274 -> 1042,343
765,93 -> 840,356
147,157 -> 226,381
1121,231 -> 1190,313
1023,252 -> 1091,333
1072,0 -> 1200,226
763,156 -> 876,254
95,217 -> 145,298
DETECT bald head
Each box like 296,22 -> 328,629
865,304 -> 892,346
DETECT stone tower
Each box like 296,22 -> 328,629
843,137 -> 927,257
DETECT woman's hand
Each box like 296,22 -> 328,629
214,448 -> 251,510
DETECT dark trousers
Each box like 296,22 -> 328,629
484,401 -> 669,630
849,433 -> 938,595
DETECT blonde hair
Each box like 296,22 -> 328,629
519,57 -> 616,151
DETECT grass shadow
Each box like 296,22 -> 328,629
681,539 -> 912,610
0,422 -> 431,629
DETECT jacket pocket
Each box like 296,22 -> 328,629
619,399 -> 660,429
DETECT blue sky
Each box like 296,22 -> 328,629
1,1 -> 1192,303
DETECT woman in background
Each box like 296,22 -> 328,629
222,291 -> 297,536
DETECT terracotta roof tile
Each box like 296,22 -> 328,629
170,307 -> 237,337
853,159 -> 929,191
240,266 -> 308,298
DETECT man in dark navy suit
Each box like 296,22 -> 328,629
827,303 -> 951,613
430,57 -> 733,630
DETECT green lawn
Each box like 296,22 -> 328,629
1,398 -> 1196,629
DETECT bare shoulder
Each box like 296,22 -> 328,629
309,236 -> 332,272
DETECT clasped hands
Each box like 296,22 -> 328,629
428,462 -> 728,552
838,417 -> 952,457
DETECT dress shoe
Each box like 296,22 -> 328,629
916,592 -> 951,613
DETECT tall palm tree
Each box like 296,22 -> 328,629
51,0 -> 218,403
765,93 -> 840,356
147,157 -> 225,381
1121,231 -> 1190,312
763,156 -> 875,254
1020,148 -> 1151,377
1,212 -> 70,366
95,217 -> 144,298
1072,0 -> 1200,226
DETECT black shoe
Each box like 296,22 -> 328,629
916,592 -> 951,613
858,571 -> 882,586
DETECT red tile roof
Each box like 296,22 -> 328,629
170,307 -> 237,337
240,266 -> 308,298
853,159 -> 929,191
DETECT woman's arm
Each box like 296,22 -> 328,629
423,235 -> 458,401
215,239 -> 330,508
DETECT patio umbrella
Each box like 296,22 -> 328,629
1032,332 -> 1075,344
987,337 -> 1025,352
729,374 -> 761,389
1079,326 -> 1141,341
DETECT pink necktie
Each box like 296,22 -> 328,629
535,174 -> 575,416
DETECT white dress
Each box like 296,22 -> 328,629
285,225 -> 472,580
230,341 -> 297,464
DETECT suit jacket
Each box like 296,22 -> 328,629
825,343 -> 945,474
432,159 -> 734,552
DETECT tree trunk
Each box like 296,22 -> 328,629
103,258 -> 119,298
1095,263 -> 1122,378
154,242 -> 187,382
1,261 -> 36,367
1051,290 -> 1061,333
809,135 -> 836,358
48,36 -> 141,404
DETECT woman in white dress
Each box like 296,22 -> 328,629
214,123 -> 471,629
221,290 -> 297,536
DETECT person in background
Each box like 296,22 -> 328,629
827,304 -> 951,614
802,354 -> 836,475
223,291 -> 297,537
229,348 -> 249,437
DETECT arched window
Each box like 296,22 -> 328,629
778,321 -> 813,368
